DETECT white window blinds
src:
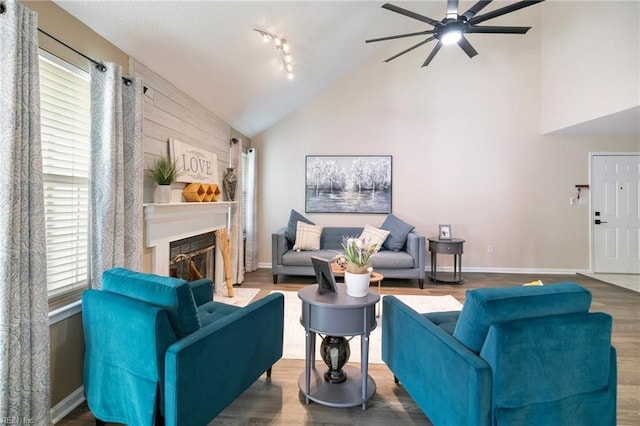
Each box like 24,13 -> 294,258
39,52 -> 91,297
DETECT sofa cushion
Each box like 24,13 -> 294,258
283,249 -> 338,266
369,250 -> 415,268
285,209 -> 314,244
102,267 -> 201,338
360,224 -> 390,253
381,214 -> 415,251
293,222 -> 323,251
322,227 -> 363,250
453,282 -> 592,354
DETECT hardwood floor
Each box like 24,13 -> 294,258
59,270 -> 640,425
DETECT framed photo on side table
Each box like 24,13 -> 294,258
311,257 -> 337,294
439,224 -> 452,240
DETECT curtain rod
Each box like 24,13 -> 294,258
37,27 -> 147,93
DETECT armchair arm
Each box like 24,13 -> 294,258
82,290 -> 178,426
271,227 -> 289,268
405,231 -> 426,278
164,292 -> 285,426
189,278 -> 213,306
382,296 -> 491,426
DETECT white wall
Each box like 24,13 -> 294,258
541,1 -> 640,133
252,3 -> 639,273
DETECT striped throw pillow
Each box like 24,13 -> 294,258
293,222 -> 323,251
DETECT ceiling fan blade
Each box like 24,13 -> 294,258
461,0 -> 492,21
468,0 -> 545,26
458,35 -> 478,58
446,0 -> 459,18
422,41 -> 443,67
467,25 -> 531,34
382,3 -> 441,27
366,30 -> 436,44
384,36 -> 436,63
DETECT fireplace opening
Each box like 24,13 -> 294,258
169,232 -> 215,282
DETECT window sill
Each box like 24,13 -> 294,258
49,299 -> 82,326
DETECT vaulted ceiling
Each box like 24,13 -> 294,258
55,0 -> 454,137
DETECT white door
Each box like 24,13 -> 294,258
591,153 -> 640,273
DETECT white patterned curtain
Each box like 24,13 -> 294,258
90,63 -> 143,289
0,0 -> 50,422
229,139 -> 245,284
244,148 -> 259,272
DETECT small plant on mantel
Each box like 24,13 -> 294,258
146,155 -> 179,185
146,155 -> 179,203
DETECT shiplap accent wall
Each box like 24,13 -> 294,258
129,58 -> 232,203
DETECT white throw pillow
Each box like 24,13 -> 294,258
293,222 -> 323,251
359,224 -> 390,253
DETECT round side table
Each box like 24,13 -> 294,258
428,238 -> 465,284
297,284 -> 379,410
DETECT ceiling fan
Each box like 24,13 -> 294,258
366,0 -> 545,67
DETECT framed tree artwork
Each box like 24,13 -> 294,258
305,155 -> 392,214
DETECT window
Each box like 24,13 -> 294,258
39,51 -> 91,309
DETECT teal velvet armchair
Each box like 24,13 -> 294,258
382,283 -> 617,426
82,268 -> 284,426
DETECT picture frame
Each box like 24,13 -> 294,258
169,138 -> 218,184
305,155 -> 392,214
439,224 -> 452,240
311,256 -> 337,294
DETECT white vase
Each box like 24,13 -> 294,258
154,185 -> 172,203
345,271 -> 371,297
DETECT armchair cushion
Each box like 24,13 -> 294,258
381,214 -> 415,251
422,311 -> 460,335
453,282 -> 592,354
285,209 -> 314,244
102,267 -> 201,338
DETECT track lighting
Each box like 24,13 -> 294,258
253,28 -> 294,80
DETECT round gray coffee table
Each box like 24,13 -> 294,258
297,284 -> 379,410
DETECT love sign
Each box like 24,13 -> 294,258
170,138 -> 218,184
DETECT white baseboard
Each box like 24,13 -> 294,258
259,263 -> 587,276
51,386 -> 85,424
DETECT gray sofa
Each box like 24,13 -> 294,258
272,226 -> 426,288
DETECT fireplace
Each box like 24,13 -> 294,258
143,202 -> 234,285
170,231 -> 215,281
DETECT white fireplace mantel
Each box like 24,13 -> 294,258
144,202 -> 235,276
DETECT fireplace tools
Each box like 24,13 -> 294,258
215,228 -> 235,297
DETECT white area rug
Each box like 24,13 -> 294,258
215,287 -> 259,307
272,290 -> 462,364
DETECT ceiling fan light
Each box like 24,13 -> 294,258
441,30 -> 462,45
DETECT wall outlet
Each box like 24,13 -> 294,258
487,245 -> 494,254
570,197 -> 576,205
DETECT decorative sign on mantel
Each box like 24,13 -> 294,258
170,138 -> 218,184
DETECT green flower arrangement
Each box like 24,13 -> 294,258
146,155 -> 179,185
339,236 -> 377,274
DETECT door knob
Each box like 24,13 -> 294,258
595,220 -> 608,225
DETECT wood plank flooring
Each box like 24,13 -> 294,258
59,270 -> 640,425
